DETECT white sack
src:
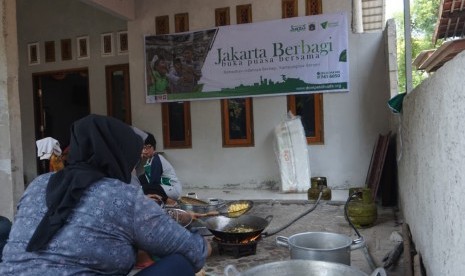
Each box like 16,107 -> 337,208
274,114 -> 311,192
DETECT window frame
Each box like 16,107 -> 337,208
282,0 -> 298,18
155,15 -> 169,35
236,4 -> 252,24
306,0 -> 322,15
215,7 -> 230,26
160,13 -> 192,149
287,94 -> 324,144
174,13 -> 189,33
162,102 -> 192,149
221,98 -> 254,147
217,5 -> 254,147
284,0 -> 324,145
105,63 -> 132,124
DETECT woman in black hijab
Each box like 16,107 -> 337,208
0,114 -> 210,275
27,114 -> 143,252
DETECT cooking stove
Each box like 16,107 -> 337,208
213,237 -> 259,258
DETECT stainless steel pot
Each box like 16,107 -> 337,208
178,194 -> 225,214
224,260 -> 386,276
276,232 -> 365,265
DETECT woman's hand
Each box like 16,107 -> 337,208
147,194 -> 163,204
165,198 -> 177,206
204,238 -> 212,257
187,212 -> 204,220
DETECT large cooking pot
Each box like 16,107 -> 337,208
276,232 -> 365,265
204,215 -> 273,243
224,260 -> 386,276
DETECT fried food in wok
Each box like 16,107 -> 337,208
225,224 -> 255,233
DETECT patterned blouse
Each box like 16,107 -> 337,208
0,173 -> 208,275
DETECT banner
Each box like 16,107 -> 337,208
144,12 -> 349,103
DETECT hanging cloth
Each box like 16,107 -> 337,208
388,92 -> 406,114
36,137 -> 62,160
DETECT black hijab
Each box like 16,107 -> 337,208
26,114 -> 143,252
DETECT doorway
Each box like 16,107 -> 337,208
33,68 -> 90,174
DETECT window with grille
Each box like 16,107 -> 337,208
161,13 -> 192,149
286,0 -> 325,144
219,4 -> 255,147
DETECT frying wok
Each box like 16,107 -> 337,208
204,214 -> 273,243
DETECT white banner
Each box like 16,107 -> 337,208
144,12 -> 349,103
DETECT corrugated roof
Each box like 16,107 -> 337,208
433,0 -> 465,43
415,0 -> 465,72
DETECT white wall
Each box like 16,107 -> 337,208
128,0 -> 391,190
17,0 -> 128,183
14,0 -> 391,194
398,51 -> 465,275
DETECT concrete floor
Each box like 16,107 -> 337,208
202,201 -> 403,275
132,189 -> 405,276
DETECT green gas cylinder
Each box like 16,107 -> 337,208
347,188 -> 377,228
308,177 -> 331,200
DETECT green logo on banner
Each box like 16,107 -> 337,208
339,49 -> 347,62
321,22 -> 328,29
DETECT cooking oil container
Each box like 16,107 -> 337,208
347,188 -> 377,228
308,177 -> 331,200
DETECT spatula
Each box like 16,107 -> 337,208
198,200 -> 254,218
